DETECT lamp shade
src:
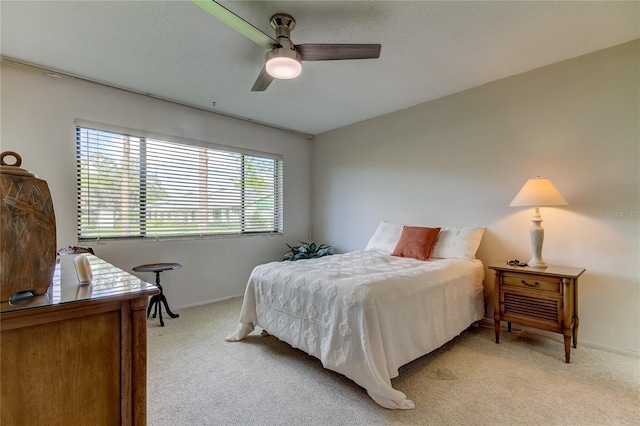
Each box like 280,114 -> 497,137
510,177 -> 568,207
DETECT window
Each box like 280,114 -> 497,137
76,123 -> 283,240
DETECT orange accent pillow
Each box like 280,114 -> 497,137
391,226 -> 441,261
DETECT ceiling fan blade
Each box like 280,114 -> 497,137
297,44 -> 381,61
251,66 -> 275,92
193,0 -> 280,49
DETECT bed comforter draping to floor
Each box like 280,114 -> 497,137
226,250 -> 484,409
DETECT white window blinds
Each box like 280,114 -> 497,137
76,125 -> 283,240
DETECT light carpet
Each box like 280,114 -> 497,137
147,297 -> 640,425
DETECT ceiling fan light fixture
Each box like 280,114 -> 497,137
265,48 -> 302,79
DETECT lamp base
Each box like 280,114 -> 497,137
529,211 -> 547,269
527,258 -> 547,268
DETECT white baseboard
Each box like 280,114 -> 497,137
172,294 -> 243,311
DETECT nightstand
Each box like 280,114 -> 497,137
489,264 -> 585,363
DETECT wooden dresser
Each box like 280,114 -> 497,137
490,264 -> 585,363
1,254 -> 158,425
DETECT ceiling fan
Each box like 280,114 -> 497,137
193,0 -> 381,92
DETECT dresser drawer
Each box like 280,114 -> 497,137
502,273 -> 561,293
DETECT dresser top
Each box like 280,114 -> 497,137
488,263 -> 586,279
1,254 -> 158,314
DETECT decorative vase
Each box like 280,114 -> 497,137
0,151 -> 57,301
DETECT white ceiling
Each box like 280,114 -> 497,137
2,1 -> 638,136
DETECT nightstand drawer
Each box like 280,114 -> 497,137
502,273 -> 560,293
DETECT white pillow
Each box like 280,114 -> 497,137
365,221 -> 404,253
430,227 -> 485,259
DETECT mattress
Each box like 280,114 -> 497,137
226,250 -> 485,409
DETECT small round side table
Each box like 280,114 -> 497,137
132,262 -> 181,327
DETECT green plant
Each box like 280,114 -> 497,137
282,241 -> 333,261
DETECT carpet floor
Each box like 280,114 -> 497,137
147,297 -> 640,425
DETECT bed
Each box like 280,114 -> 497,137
226,222 -> 485,409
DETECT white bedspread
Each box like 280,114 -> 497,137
226,250 -> 484,409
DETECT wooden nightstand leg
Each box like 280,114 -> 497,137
562,278 -> 572,363
493,271 -> 501,344
573,278 -> 579,348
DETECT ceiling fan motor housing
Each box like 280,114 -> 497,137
270,13 -> 296,39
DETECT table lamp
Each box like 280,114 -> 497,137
510,176 -> 568,268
